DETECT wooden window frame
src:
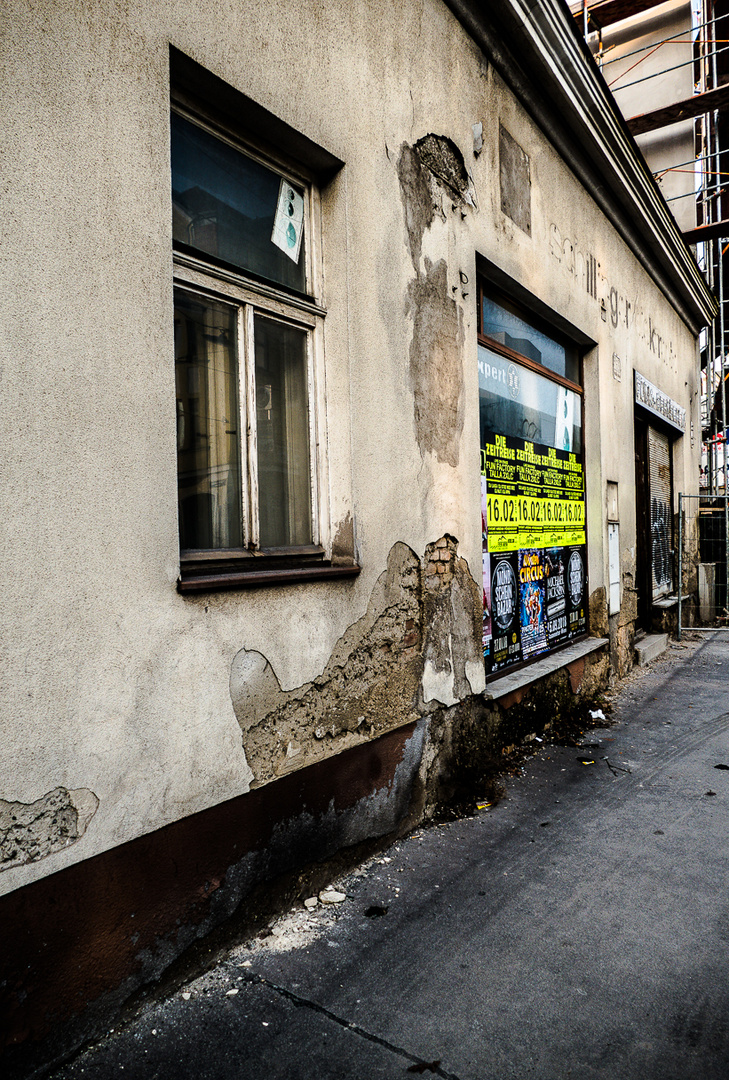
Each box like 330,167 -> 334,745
172,101 -> 358,592
477,279 -> 584,396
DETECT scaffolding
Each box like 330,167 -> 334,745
576,0 -> 729,514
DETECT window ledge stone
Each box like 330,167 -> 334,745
178,563 -> 361,593
482,636 -> 609,702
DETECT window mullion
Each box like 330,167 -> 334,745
243,303 -> 260,549
236,304 -> 251,548
307,331 -> 321,546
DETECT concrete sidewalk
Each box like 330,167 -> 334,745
48,632 -> 729,1080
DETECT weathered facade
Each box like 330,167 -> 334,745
0,0 -> 715,1072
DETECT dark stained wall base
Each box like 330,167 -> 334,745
0,721 -> 424,1078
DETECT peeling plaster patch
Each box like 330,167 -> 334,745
499,124 -> 531,235
415,134 -> 475,208
464,659 -> 486,696
231,537 -> 486,788
0,788 -> 99,872
231,543 -> 423,787
422,658 -> 457,707
589,586 -> 609,636
406,258 -> 465,466
421,536 -> 483,711
567,657 -> 586,694
397,135 -> 475,269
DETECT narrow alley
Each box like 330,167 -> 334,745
44,633 -> 729,1080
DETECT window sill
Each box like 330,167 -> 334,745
178,561 -> 361,593
653,594 -> 678,610
482,636 -> 609,701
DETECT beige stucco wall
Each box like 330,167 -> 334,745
0,0 -> 700,896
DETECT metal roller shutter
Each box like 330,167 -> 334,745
648,426 -> 672,599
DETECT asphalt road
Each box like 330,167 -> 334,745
49,631 -> 729,1080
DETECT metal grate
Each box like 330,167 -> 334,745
678,494 -> 729,635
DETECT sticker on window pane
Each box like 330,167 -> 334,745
271,179 -> 304,263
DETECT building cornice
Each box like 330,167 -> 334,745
443,0 -> 717,334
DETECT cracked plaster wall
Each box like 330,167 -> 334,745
230,537 -> 485,787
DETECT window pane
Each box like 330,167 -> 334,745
478,345 -> 582,454
255,317 -> 312,548
175,291 -> 242,550
171,112 -> 306,292
482,294 -> 579,383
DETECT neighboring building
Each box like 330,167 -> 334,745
572,0 -> 729,489
0,0 -> 715,1072
574,1 -> 697,231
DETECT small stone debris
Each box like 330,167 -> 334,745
226,989 -> 239,997
319,888 -> 346,904
304,896 -> 318,911
181,992 -> 191,1000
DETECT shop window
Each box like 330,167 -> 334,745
171,101 -> 330,590
481,293 -> 580,384
478,281 -> 587,678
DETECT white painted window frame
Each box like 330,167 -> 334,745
171,105 -> 330,558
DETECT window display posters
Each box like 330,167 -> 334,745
488,553 -> 522,672
481,476 -> 492,650
543,547 -> 586,644
481,431 -> 587,675
480,432 -> 586,553
519,550 -> 548,659
544,548 -> 568,646
567,547 -> 587,637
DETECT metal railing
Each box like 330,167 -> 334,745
678,493 -> 729,637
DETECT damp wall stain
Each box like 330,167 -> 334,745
397,142 -> 436,267
331,512 -> 355,565
397,136 -> 470,467
406,258 -> 465,467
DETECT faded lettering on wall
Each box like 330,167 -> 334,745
549,222 -> 676,367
